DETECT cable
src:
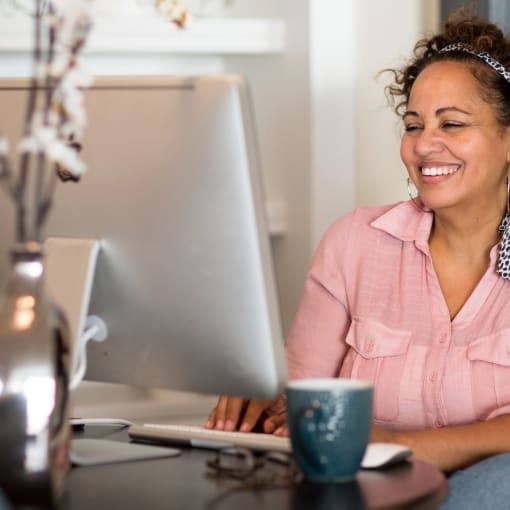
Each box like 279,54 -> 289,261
69,315 -> 108,390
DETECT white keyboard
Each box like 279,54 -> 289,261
128,423 -> 413,469
128,423 -> 291,452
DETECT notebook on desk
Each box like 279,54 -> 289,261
128,423 -> 413,469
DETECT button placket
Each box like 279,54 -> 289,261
434,330 -> 451,427
423,329 -> 451,428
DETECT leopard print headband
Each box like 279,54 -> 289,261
439,43 -> 510,84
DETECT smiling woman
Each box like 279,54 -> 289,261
400,61 -> 510,242
388,15 -> 510,324
205,10 -> 510,510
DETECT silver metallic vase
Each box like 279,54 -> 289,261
0,242 -> 71,507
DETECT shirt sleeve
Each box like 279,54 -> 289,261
485,406 -> 510,420
285,213 -> 354,380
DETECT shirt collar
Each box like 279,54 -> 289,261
370,200 -> 434,252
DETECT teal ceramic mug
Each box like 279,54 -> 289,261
286,378 -> 373,483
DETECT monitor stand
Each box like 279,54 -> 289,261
44,237 -> 181,464
45,236 -> 103,384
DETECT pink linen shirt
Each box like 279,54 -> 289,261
285,200 -> 510,431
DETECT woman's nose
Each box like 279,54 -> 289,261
414,128 -> 444,156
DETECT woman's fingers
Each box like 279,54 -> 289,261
206,396 -> 268,431
238,399 -> 272,432
223,397 -> 248,431
205,397 -> 221,429
205,395 -> 286,434
263,410 -> 287,434
273,423 -> 289,437
205,396 -> 243,430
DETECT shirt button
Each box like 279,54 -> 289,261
435,419 -> 443,427
429,372 -> 437,382
439,334 -> 448,344
366,341 -> 374,352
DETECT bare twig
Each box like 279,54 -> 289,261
35,0 -> 57,242
0,154 -> 17,199
16,0 -> 43,242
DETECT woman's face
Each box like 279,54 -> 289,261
400,60 -> 510,216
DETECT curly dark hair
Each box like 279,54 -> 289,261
386,11 -> 510,126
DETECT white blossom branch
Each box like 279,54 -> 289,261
1,0 -> 189,243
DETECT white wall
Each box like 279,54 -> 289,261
354,0 -> 439,208
309,0 -> 355,248
228,1 -> 313,333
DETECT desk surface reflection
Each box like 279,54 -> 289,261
60,427 -> 447,510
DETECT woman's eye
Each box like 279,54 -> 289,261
442,121 -> 464,129
404,124 -> 422,132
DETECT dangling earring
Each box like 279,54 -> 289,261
496,176 -> 510,280
407,177 -> 426,211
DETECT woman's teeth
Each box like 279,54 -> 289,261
421,166 -> 459,176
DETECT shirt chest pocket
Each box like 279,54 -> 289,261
342,317 -> 411,422
467,330 -> 510,418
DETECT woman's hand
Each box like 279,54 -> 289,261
205,395 -> 288,435
370,424 -> 441,469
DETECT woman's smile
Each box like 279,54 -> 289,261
419,164 -> 460,177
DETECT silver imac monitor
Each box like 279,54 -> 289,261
0,75 -> 287,400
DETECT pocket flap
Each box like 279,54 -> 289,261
345,317 -> 411,359
467,329 -> 510,366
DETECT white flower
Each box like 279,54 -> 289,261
46,110 -> 60,129
36,126 -> 58,148
66,64 -> 94,88
155,0 -> 190,27
48,54 -> 70,78
17,108 -> 86,177
60,122 -> 78,141
57,80 -> 87,129
0,137 -> 8,156
18,136 -> 39,154
54,2 -> 93,52
46,139 -> 86,177
18,116 -> 58,154
0,0 -> 94,241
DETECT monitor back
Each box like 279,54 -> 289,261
0,75 -> 287,399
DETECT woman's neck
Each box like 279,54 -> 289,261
429,206 -> 505,261
428,205 -> 507,320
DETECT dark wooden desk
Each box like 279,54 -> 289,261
60,427 -> 448,510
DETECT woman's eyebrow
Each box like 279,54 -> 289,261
403,110 -> 418,119
403,106 -> 472,119
436,106 -> 472,116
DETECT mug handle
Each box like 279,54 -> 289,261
295,404 -> 326,472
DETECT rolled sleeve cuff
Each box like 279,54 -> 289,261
486,405 -> 510,420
